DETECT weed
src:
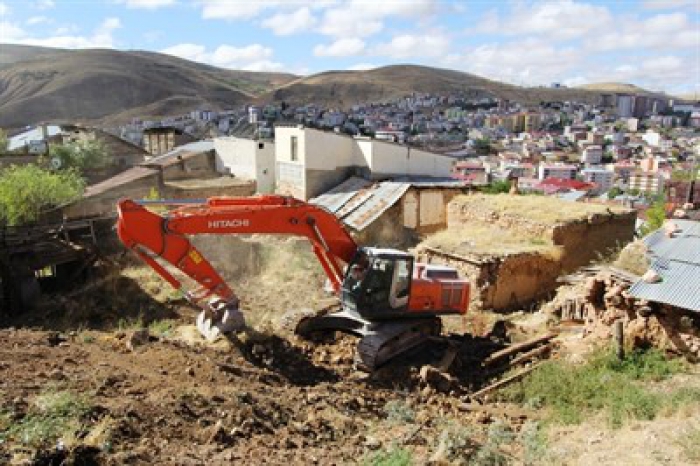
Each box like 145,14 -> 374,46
362,446 -> 413,466
6,387 -> 91,448
472,420 -> 513,466
502,348 -> 687,428
117,314 -> 144,331
383,400 -> 415,424
521,421 -> 548,465
148,319 -> 173,337
675,425 -> 700,463
431,421 -> 478,462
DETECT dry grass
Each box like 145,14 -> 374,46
422,224 -> 561,257
452,194 -> 625,225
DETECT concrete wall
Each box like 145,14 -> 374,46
154,151 -> 218,182
274,127 -> 456,199
214,137 -> 275,193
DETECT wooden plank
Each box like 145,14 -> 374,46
482,332 -> 557,367
470,363 -> 542,400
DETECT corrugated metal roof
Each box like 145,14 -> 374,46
628,260 -> 700,312
342,182 -> 411,231
629,219 -> 700,312
309,177 -> 372,214
310,179 -> 411,232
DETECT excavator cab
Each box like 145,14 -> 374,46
341,248 -> 413,320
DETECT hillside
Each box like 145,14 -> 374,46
0,45 -> 297,128
576,82 -> 662,95
0,46 -> 669,128
261,64 -> 607,107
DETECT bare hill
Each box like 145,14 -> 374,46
576,82 -> 660,95
261,64 -> 607,107
0,45 -> 297,128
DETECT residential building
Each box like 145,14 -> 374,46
143,126 -> 195,156
538,164 -> 578,180
274,126 -> 456,199
582,145 -> 603,165
582,168 -> 615,194
629,172 -> 665,194
213,137 -> 275,193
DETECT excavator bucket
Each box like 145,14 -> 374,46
196,299 -> 246,341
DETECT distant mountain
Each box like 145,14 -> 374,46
261,64 -> 608,107
676,92 -> 699,102
575,82 -> 665,96
0,45 -> 297,128
0,46 -> 671,129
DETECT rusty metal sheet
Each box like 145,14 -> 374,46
310,177 -> 372,214
343,182 -> 411,231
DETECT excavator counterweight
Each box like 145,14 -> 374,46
116,195 -> 470,370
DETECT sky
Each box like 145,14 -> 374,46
0,0 -> 698,95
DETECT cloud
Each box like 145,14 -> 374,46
118,0 -> 177,9
313,38 -> 364,57
261,7 -> 316,36
197,0 -> 282,20
2,17 -> 122,48
347,63 -> 378,71
317,0 -> 437,38
0,2 -> 8,16
643,0 -> 698,10
161,42 -> 284,71
478,0 -> 612,40
26,16 -> 51,25
448,38 -> 580,86
33,0 -> 54,10
585,12 -> 698,52
373,32 -> 449,59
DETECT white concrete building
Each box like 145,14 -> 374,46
213,137 -> 275,193
582,168 -> 615,194
642,131 -> 662,148
275,126 -> 456,199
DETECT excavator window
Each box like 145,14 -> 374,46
342,253 -> 413,315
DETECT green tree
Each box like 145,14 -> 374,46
474,137 -> 493,154
607,186 -> 623,199
639,198 -> 666,236
0,165 -> 85,225
483,179 -> 512,194
49,139 -> 109,173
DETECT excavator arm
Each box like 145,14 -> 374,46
117,195 -> 359,337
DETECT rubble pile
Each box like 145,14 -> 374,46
543,267 -> 700,359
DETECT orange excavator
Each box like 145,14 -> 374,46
116,195 -> 470,370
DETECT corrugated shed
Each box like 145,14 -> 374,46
629,219 -> 700,312
343,182 -> 411,231
310,178 -> 411,232
309,177 -> 372,214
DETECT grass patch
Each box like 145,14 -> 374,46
117,314 -> 145,331
148,319 -> 174,337
501,348 -> 690,428
362,446 -> 413,466
383,400 -> 415,424
3,387 -> 91,448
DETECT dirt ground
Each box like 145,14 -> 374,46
2,236 -> 698,465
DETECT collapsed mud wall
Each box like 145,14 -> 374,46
418,247 -> 561,311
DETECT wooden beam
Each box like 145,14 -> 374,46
482,332 -> 557,367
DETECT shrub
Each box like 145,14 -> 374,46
0,164 -> 85,225
363,446 -> 413,466
49,139 -> 109,172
